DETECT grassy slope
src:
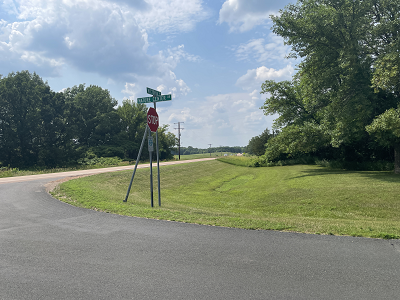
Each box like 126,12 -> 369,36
174,153 -> 236,160
52,160 -> 400,239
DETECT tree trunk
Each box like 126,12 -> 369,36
395,143 -> 400,174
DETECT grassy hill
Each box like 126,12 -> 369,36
51,160 -> 400,239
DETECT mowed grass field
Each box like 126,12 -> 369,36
52,160 -> 400,239
174,153 -> 237,160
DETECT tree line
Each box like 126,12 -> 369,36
252,0 -> 400,172
0,71 -> 176,168
176,146 -> 245,156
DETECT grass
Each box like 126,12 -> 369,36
51,160 -> 400,239
0,161 -> 133,178
0,155 -> 220,178
174,153 -> 237,160
217,155 -> 258,167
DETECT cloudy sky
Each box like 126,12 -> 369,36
1,0 -> 297,148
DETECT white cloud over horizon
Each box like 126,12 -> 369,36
218,0 -> 292,32
234,34 -> 290,63
0,0 -> 294,148
0,0 -> 204,105
159,91 -> 274,147
236,65 -> 295,91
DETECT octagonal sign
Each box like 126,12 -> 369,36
147,107 -> 159,132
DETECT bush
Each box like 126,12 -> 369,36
0,166 -> 22,178
316,159 -> 394,171
77,156 -> 122,166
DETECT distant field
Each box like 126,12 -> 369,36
174,153 -> 238,160
52,160 -> 400,239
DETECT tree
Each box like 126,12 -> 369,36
262,0 -> 400,165
0,71 -> 71,167
370,0 -> 400,98
153,125 -> 177,161
366,107 -> 400,173
116,99 -> 147,159
64,84 -> 120,155
247,128 -> 273,156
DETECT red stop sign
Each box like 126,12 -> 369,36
147,107 -> 159,132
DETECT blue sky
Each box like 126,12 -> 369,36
1,0 -> 297,148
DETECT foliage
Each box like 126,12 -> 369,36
77,155 -> 122,166
0,71 -> 73,167
370,0 -> 400,97
246,128 -> 274,156
366,107 -> 400,147
366,106 -> 400,173
261,0 -> 400,170
151,125 -> 176,161
0,71 -> 177,168
64,84 -> 120,149
116,99 -> 148,159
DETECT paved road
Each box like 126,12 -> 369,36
1,161 -> 400,299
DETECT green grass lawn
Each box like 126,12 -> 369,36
52,160 -> 400,239
174,153 -> 237,160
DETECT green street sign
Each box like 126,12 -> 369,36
147,87 -> 161,96
137,94 -> 172,104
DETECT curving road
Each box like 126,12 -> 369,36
1,160 -> 400,299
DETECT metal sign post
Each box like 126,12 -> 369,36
153,101 -> 161,207
124,125 -> 148,202
148,133 -> 154,207
124,87 -> 172,206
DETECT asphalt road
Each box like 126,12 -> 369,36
1,161 -> 400,299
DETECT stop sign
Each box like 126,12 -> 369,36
147,107 -> 159,132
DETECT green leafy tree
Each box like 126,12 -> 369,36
370,0 -> 400,97
366,107 -> 400,173
247,128 -> 273,156
116,99 -> 148,159
262,0 -> 400,164
64,84 -> 120,156
152,125 -> 177,161
0,71 -> 71,167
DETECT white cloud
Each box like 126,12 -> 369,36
158,44 -> 201,70
236,65 -> 294,91
122,70 -> 191,101
0,0 -> 154,78
0,0 -> 203,97
235,34 -> 290,63
160,92 -> 273,147
2,0 -> 19,16
134,0 -> 210,33
218,0 -> 291,32
122,82 -> 138,100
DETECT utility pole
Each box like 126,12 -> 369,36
208,144 -> 212,157
174,122 -> 184,160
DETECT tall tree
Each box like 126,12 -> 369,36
0,71 -> 70,167
262,0 -> 400,165
247,128 -> 274,156
366,106 -> 400,173
116,99 -> 147,159
64,84 -> 119,150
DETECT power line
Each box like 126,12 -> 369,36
174,122 -> 184,160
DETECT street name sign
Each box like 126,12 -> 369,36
147,87 -> 161,96
137,94 -> 172,104
147,107 -> 159,132
148,136 -> 154,152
